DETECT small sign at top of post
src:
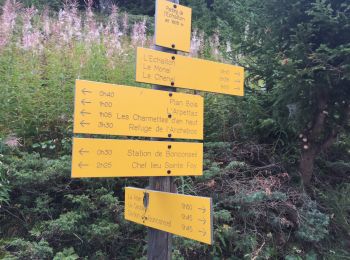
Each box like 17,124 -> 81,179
155,0 -> 192,52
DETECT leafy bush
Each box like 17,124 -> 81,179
5,239 -> 53,260
296,200 -> 330,242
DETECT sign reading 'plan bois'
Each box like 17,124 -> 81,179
72,138 -> 203,178
125,187 -> 213,244
155,0 -> 192,52
136,47 -> 245,96
73,80 -> 203,140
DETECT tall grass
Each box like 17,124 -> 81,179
0,1 -> 147,145
0,0 -> 222,148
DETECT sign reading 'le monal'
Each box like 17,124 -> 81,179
136,47 -> 245,96
72,138 -> 203,178
155,0 -> 192,52
125,187 -> 213,244
73,80 -> 203,140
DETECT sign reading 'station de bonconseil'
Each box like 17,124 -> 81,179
125,187 -> 213,244
136,47 -> 245,96
73,80 -> 203,140
72,138 -> 203,178
155,0 -> 192,52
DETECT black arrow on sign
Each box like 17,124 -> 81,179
80,120 -> 90,127
81,88 -> 92,95
80,109 -> 91,116
198,229 -> 207,236
198,218 -> 206,225
81,99 -> 91,106
79,148 -> 89,156
198,207 -> 206,214
78,162 -> 88,168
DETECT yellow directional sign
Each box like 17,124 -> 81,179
136,47 -> 244,96
125,187 -> 213,244
73,80 -> 203,140
71,137 -> 203,178
155,0 -> 192,52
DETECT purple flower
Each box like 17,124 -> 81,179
3,134 -> 22,149
21,7 -> 43,51
0,0 -> 21,49
131,18 -> 147,47
190,29 -> 205,57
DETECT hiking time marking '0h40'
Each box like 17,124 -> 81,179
73,80 -> 203,140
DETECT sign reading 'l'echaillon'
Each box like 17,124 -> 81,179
136,47 -> 244,96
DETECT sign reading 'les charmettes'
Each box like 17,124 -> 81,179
73,80 -> 203,140
155,0 -> 192,52
136,47 -> 245,96
72,138 -> 203,178
125,187 -> 213,244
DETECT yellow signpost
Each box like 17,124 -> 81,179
155,0 -> 192,52
136,47 -> 245,96
70,0 -> 245,252
125,187 -> 213,244
73,80 -> 203,140
72,137 -> 203,178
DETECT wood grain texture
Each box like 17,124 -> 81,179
147,1 -> 179,259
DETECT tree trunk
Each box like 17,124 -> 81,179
299,94 -> 327,186
298,104 -> 349,186
299,148 -> 317,185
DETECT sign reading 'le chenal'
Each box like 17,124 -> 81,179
70,0 -> 245,247
136,47 -> 245,96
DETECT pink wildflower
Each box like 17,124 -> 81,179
131,18 -> 147,47
3,134 -> 22,149
21,7 -> 42,51
122,12 -> 128,35
0,0 -> 21,49
190,29 -> 204,57
56,0 -> 81,45
41,7 -> 51,37
209,31 -> 221,60
84,0 -> 100,45
104,4 -> 122,61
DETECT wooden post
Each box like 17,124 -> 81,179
147,1 -> 179,259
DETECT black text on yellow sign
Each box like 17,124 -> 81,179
155,0 -> 192,52
136,47 -> 245,96
125,187 -> 213,244
71,138 -> 203,178
73,80 -> 203,140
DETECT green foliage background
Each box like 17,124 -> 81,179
0,0 -> 349,259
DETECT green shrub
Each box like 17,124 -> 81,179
296,200 -> 329,242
